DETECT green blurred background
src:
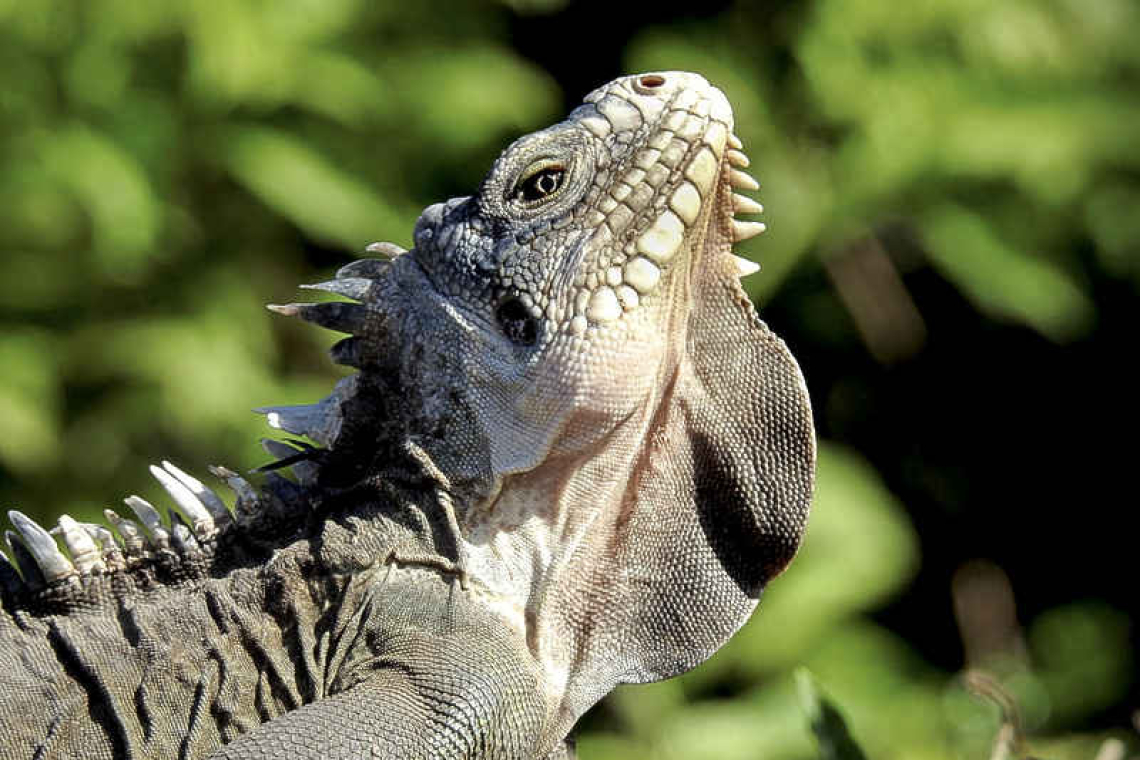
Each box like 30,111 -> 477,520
1,1 -> 1136,757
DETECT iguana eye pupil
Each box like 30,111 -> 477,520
496,298 -> 539,346
517,167 -> 564,203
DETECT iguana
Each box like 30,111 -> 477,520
0,71 -> 814,759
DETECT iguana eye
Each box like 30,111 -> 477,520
514,162 -> 565,204
496,297 -> 539,346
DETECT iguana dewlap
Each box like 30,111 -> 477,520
0,71 -> 815,759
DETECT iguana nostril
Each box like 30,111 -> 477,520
638,74 -> 665,90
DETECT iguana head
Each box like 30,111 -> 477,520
271,71 -> 815,723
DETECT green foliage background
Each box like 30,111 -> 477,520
1,1 -> 1135,758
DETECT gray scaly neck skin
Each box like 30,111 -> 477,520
269,71 -> 816,730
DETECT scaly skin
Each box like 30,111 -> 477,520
0,72 -> 814,759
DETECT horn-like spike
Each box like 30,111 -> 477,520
299,278 -> 373,302
123,496 -> 170,548
728,133 -> 744,150
363,241 -> 407,260
169,512 -> 200,557
56,515 -> 104,574
329,336 -> 366,368
160,461 -> 230,523
5,531 -> 46,587
209,466 -> 261,524
79,523 -> 115,548
261,438 -> 302,460
78,522 -> 125,571
731,254 -> 762,278
729,169 -> 760,192
260,439 -> 319,485
266,302 -> 368,334
103,509 -> 149,556
732,193 -> 764,215
150,464 -> 219,540
732,220 -> 767,242
254,402 -> 338,446
337,258 -> 392,280
7,511 -> 73,583
726,149 -> 750,168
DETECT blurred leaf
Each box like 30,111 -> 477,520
1028,601 -> 1132,726
922,204 -> 1094,341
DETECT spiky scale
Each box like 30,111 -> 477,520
56,515 -> 105,574
261,438 -> 301,461
266,301 -> 368,334
123,496 -> 170,549
337,258 -> 393,280
254,401 -> 339,446
79,522 -> 126,571
5,531 -> 46,588
362,240 -> 406,260
260,439 -> 318,485
150,464 -> 218,540
726,149 -> 750,168
732,193 -> 764,215
729,168 -> 760,191
732,220 -> 767,242
729,255 -> 761,278
7,511 -> 74,583
103,509 -> 149,557
169,512 -> 201,558
299,278 -> 373,302
209,466 -> 261,525
160,461 -> 231,523
0,549 -> 25,597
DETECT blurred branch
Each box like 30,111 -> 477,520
952,560 -> 1028,669
823,235 -> 926,365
